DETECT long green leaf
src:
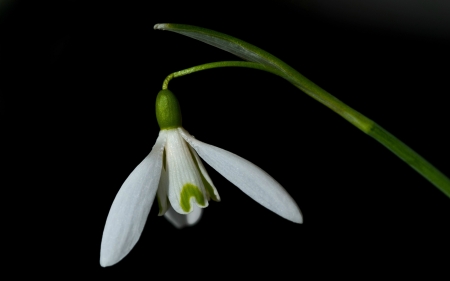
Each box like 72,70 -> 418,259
154,23 -> 450,198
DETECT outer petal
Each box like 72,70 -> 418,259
100,131 -> 167,267
179,128 -> 303,224
164,204 -> 203,229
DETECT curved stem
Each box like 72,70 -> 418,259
162,61 -> 286,90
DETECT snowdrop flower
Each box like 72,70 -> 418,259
100,89 -> 303,267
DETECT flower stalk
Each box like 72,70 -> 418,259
162,61 -> 285,90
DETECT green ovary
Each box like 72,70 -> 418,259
155,89 -> 182,130
180,183 -> 206,212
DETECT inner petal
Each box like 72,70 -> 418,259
187,145 -> 220,202
180,183 -> 206,212
165,129 -> 208,214
156,162 -> 169,216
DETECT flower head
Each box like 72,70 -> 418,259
100,89 -> 302,267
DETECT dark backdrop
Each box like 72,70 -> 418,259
2,0 -> 449,277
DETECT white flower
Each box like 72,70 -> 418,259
100,90 -> 303,267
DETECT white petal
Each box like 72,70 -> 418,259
165,129 -> 208,214
188,145 -> 220,202
179,128 -> 303,224
100,131 -> 167,267
164,204 -> 203,229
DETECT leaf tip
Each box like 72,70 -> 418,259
154,23 -> 168,30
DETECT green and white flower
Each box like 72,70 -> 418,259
100,89 -> 303,267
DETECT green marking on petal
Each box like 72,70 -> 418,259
180,183 -> 206,212
188,148 -> 220,202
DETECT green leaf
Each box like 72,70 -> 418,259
155,23 -> 450,199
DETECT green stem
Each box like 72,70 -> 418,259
162,61 -> 286,90
163,60 -> 450,198
156,24 -> 450,198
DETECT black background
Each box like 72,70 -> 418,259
2,0 -> 449,277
